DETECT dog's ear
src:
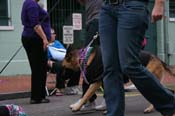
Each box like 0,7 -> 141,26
65,45 -> 74,62
66,45 -> 73,55
65,45 -> 72,59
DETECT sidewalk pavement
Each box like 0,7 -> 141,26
0,94 -> 162,116
0,74 -> 175,116
0,74 -> 56,100
0,73 -> 175,100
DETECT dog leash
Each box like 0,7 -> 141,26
79,47 -> 93,85
79,32 -> 99,84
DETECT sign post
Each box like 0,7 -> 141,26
72,13 -> 82,30
63,26 -> 74,44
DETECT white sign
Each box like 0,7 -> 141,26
72,13 -> 82,30
63,26 -> 74,44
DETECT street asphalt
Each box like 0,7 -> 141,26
0,92 -> 163,116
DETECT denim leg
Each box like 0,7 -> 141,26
99,5 -> 125,116
118,1 -> 175,116
99,1 -> 175,116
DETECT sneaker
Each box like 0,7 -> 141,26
80,101 -> 96,112
124,84 -> 137,90
95,99 -> 106,111
71,85 -> 82,95
103,110 -> 107,115
69,99 -> 82,109
64,87 -> 78,95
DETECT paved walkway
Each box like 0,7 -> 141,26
0,74 -> 174,95
0,74 -> 56,94
0,94 -> 162,116
0,74 -> 175,116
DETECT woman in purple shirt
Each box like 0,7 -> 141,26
21,0 -> 51,104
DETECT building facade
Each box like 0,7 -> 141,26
0,0 -> 175,75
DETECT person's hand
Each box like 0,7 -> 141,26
43,38 -> 49,50
151,0 -> 164,23
34,24 -> 49,50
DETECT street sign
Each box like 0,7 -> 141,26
63,26 -> 74,44
72,13 -> 82,30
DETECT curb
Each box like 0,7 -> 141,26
0,91 -> 30,101
0,90 -> 54,101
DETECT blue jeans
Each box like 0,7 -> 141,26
99,1 -> 175,116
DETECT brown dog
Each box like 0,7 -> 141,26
62,46 -> 175,113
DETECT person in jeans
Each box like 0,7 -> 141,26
99,0 -> 175,116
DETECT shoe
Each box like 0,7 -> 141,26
30,98 -> 50,104
69,99 -> 82,109
64,87 -> 78,95
124,84 -> 137,90
71,86 -> 82,95
95,99 -> 106,111
103,110 -> 107,115
80,101 -> 96,112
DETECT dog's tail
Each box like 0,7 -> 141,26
140,51 -> 175,78
160,59 -> 175,78
166,64 -> 175,77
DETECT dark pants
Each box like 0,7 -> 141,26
99,1 -> 175,116
84,19 -> 100,47
82,18 -> 100,102
22,36 -> 47,100
66,69 -> 80,87
51,61 -> 80,89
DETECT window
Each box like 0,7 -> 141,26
0,0 -> 12,27
0,0 -> 8,25
169,0 -> 175,21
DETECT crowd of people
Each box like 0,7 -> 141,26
17,0 -> 175,116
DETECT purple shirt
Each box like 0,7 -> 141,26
21,0 -> 51,40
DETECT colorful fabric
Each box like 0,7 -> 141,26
79,47 -> 94,84
48,40 -> 66,61
3,104 -> 27,116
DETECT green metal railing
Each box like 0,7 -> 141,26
47,0 -> 85,48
